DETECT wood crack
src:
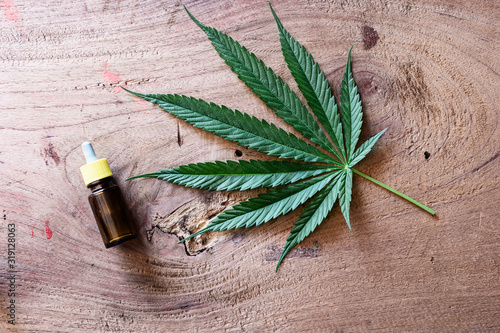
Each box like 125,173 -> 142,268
147,191 -> 251,256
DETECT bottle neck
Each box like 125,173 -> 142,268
87,176 -> 116,192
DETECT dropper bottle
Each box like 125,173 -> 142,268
80,142 -> 136,248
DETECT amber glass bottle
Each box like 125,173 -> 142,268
80,142 -> 136,248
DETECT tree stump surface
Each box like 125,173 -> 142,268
1,0 -> 499,331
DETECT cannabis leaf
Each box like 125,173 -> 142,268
125,3 -> 435,272
128,160 -> 338,191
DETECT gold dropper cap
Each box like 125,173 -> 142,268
80,142 -> 113,185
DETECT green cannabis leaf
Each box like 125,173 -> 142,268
125,3 -> 435,272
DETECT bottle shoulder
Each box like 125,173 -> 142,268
87,176 -> 118,194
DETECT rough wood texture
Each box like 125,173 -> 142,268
1,0 -> 499,331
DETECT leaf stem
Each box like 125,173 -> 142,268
351,168 -> 435,215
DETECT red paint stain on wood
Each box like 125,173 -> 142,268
3,0 -> 22,22
138,101 -> 149,110
102,62 -> 126,94
45,220 -> 52,239
102,62 -> 148,109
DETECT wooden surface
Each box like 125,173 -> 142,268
1,0 -> 499,331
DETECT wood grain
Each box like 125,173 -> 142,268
1,0 -> 499,331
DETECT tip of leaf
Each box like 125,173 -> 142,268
275,255 -> 285,273
180,234 -> 194,243
183,4 -> 193,19
183,4 -> 206,30
344,212 -> 352,230
177,227 -> 210,244
125,173 -> 160,181
425,207 -> 436,216
121,86 -> 143,98
275,243 -> 293,273
377,127 -> 388,139
346,46 -> 353,69
268,1 -> 275,13
269,1 -> 284,29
